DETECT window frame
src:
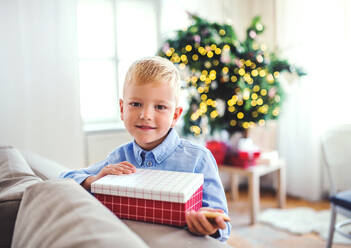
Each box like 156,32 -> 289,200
78,0 -> 162,132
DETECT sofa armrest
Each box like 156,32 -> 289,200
21,150 -> 69,180
12,179 -> 149,248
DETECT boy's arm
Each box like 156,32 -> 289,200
194,149 -> 232,242
59,159 -> 109,186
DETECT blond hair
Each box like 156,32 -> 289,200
123,56 -> 180,103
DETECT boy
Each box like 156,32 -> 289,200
60,56 -> 231,242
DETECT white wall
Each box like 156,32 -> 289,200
0,0 -> 85,168
86,130 -> 132,165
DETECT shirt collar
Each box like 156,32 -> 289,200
132,128 -> 180,165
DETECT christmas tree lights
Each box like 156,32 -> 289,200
158,14 -> 305,137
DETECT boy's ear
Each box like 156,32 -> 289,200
119,99 -> 124,121
171,107 -> 183,128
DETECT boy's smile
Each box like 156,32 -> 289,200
120,81 -> 182,150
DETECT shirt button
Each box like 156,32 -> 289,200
147,161 -> 152,167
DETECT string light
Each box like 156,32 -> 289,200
198,46 -> 205,54
223,44 -> 230,51
230,120 -> 237,126
204,61 -> 211,68
237,112 -> 244,119
257,98 -> 263,105
273,107 -> 280,116
251,69 -> 258,77
185,45 -> 192,52
210,110 -> 218,119
238,68 -> 245,76
243,122 -> 249,129
259,70 -> 266,77
267,74 -> 274,83
190,125 -> 201,135
256,23 -> 263,31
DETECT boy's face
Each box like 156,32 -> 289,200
120,81 -> 183,150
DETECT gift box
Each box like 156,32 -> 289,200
230,150 -> 261,169
229,137 -> 261,168
91,169 -> 204,227
206,141 -> 227,165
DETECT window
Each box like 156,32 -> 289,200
77,0 -> 160,127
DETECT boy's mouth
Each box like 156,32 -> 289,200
135,125 -> 156,130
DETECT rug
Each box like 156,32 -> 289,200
258,207 -> 351,245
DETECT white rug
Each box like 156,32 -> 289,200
258,207 -> 351,245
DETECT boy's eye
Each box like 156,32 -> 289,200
155,105 -> 167,110
130,102 -> 141,107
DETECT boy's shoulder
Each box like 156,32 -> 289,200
108,141 -> 133,157
178,138 -> 210,154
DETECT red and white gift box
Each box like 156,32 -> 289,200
91,169 -> 204,227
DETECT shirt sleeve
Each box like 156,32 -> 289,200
59,157 -> 110,185
195,148 -> 232,242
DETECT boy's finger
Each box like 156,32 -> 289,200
120,161 -> 136,169
187,211 -> 208,235
196,212 -> 217,234
215,216 -> 227,230
185,212 -> 197,235
111,168 -> 122,175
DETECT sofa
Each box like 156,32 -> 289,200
0,146 -> 230,248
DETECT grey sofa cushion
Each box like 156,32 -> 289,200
0,146 -> 43,248
11,179 -> 149,248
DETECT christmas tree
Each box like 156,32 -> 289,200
158,14 -> 305,137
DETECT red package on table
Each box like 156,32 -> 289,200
91,169 -> 203,227
206,141 -> 227,165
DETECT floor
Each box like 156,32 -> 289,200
225,188 -> 350,248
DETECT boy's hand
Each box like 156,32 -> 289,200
96,162 -> 136,179
82,162 -> 136,190
185,207 -> 227,236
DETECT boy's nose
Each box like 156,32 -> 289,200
139,106 -> 153,120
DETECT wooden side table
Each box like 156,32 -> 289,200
219,159 -> 286,224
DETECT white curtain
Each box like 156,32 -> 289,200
0,0 -> 85,168
276,0 -> 351,200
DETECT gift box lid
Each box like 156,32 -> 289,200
91,169 -> 204,203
